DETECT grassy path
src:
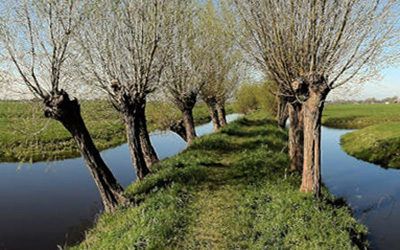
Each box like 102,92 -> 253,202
185,181 -> 237,248
74,113 -> 366,250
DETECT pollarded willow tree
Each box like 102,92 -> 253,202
198,0 -> 240,131
234,0 -> 400,196
201,58 -> 241,130
161,0 -> 208,145
74,0 -> 167,179
0,0 -> 126,212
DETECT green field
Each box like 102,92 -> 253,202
323,103 -> 400,129
323,103 -> 400,168
0,101 -> 231,163
72,113 -> 366,250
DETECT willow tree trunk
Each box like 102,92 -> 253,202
300,89 -> 329,197
182,108 -> 197,145
137,103 -> 159,167
123,109 -> 151,180
277,97 -> 289,129
170,120 -> 187,142
216,102 -> 227,127
207,102 -> 221,132
288,103 -> 304,172
44,91 -> 126,213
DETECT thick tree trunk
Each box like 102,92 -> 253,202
277,96 -> 289,129
288,102 -> 304,172
216,102 -> 227,127
300,90 -> 328,197
182,108 -> 197,145
44,91 -> 126,213
207,101 -> 221,132
170,120 -> 187,142
124,111 -> 151,180
137,103 -> 159,167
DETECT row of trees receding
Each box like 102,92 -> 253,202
234,0 -> 400,196
0,0 -> 399,212
0,0 -> 240,212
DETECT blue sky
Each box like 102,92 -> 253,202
355,67 -> 400,100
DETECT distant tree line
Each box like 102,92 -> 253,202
327,96 -> 400,105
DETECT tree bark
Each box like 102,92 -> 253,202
288,102 -> 304,172
123,110 -> 151,180
182,108 -> 197,145
137,103 -> 159,167
300,89 -> 329,197
43,91 -> 126,213
216,102 -> 227,127
207,101 -> 221,132
170,119 -> 187,142
277,96 -> 289,129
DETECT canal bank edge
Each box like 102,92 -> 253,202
72,112 -> 367,249
0,101 -> 234,163
322,104 -> 400,169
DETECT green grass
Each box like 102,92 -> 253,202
72,113 -> 367,250
341,123 -> 400,168
323,103 -> 400,129
323,103 -> 400,168
0,100 -> 233,163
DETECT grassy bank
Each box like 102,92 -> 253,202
73,113 -> 366,249
341,123 -> 400,168
322,104 -> 400,168
0,101 -> 233,163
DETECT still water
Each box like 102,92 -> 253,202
0,116 -> 397,249
0,114 -> 240,250
322,127 -> 400,250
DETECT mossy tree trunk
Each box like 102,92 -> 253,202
44,91 -> 126,213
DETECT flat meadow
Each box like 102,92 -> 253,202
323,103 -> 400,168
0,100 -> 230,162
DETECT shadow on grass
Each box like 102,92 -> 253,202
76,113 -> 368,250
126,116 -> 290,205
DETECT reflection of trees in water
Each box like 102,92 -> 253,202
359,194 -> 397,220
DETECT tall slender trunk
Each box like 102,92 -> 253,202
300,90 -> 328,197
44,91 -> 126,213
137,103 -> 158,167
124,111 -> 151,180
277,96 -> 289,129
182,108 -> 197,145
288,102 -> 304,172
207,101 -> 221,132
216,102 -> 227,127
